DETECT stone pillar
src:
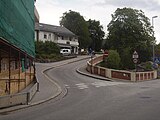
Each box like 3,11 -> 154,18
131,72 -> 136,82
107,69 -> 112,78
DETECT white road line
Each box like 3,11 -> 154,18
76,83 -> 89,89
74,82 -> 127,90
91,81 -> 126,87
65,84 -> 70,89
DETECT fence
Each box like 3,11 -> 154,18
87,55 -> 157,81
0,77 -> 39,108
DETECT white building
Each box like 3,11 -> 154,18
35,23 -> 79,54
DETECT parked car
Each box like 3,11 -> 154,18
60,49 -> 71,55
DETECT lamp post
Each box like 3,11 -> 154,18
152,16 -> 158,63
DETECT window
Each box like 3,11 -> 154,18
11,61 -> 16,70
44,34 -> 47,39
66,41 -> 70,44
1,59 -> 8,71
54,35 -> 58,40
48,34 -> 51,39
1,63 -> 7,71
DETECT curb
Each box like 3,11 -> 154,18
0,56 -> 90,114
76,67 -> 113,81
0,66 -> 67,114
76,66 -> 159,83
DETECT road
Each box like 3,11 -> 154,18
1,59 -> 160,120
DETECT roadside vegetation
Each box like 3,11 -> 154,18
60,10 -> 105,52
36,8 -> 160,69
35,41 -> 65,62
102,7 -> 156,70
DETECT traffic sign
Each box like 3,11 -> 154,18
132,51 -> 138,59
133,58 -> 138,64
154,57 -> 160,64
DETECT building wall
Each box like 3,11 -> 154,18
0,1 -> 38,96
0,44 -> 35,96
0,66 -> 34,96
35,30 -> 79,54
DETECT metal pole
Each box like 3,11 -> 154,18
9,47 -> 11,94
0,51 -> 1,73
18,51 -> 20,92
91,54 -> 93,74
152,16 -> 158,63
25,54 -> 27,87
152,17 -> 155,62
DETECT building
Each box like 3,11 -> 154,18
0,0 -> 39,96
35,23 -> 79,54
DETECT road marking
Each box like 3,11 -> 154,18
65,84 -> 70,88
91,81 -> 123,87
75,83 -> 89,89
67,82 -> 127,90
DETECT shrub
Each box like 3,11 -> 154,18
106,50 -> 121,69
35,41 -> 63,62
144,62 -> 152,70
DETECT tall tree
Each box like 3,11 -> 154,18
155,43 -> 160,57
60,10 -> 91,50
87,19 -> 105,52
105,7 -> 154,68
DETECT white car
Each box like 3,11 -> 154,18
60,49 -> 71,55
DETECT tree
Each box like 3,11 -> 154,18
105,7 -> 155,68
87,19 -> 105,52
120,47 -> 134,69
155,43 -> 160,57
60,10 -> 91,50
106,50 -> 121,69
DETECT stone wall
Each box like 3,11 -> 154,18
87,55 -> 157,81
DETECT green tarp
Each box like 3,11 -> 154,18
0,0 -> 35,57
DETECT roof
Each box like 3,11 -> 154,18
35,23 -> 76,37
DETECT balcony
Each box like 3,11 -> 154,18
57,39 -> 79,46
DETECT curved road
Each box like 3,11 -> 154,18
1,59 -> 160,120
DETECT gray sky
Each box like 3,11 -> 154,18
35,0 -> 160,43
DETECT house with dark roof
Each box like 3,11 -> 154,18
35,23 -> 79,54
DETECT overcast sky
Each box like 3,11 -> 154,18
35,0 -> 160,43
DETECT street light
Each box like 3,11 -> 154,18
152,16 -> 158,63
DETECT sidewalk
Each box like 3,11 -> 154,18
0,55 -> 90,114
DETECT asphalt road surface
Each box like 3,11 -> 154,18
1,59 -> 160,120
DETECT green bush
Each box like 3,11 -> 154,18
144,62 -> 152,70
35,41 -> 60,55
35,41 -> 63,62
106,50 -> 121,69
